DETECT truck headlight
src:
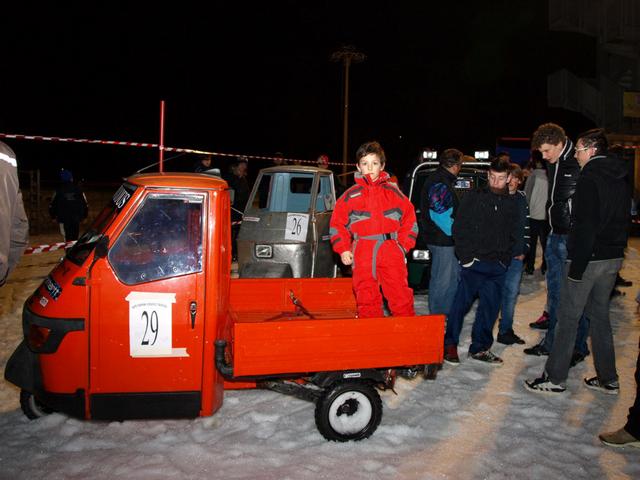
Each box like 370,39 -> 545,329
255,244 -> 273,258
412,249 -> 430,261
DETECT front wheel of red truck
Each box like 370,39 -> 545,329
20,390 -> 53,420
314,381 -> 382,442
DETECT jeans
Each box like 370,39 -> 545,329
444,260 -> 507,354
545,258 -> 622,385
499,258 -> 523,334
427,244 -> 460,316
542,234 -> 590,356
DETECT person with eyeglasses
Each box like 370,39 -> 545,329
525,128 -> 630,395
524,123 -> 591,367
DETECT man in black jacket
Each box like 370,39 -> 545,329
525,128 -> 629,393
524,123 -> 590,365
49,169 -> 88,242
419,148 -> 462,316
443,158 -> 518,365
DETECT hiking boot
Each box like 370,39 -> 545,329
444,344 -> 460,365
523,343 -> 550,356
599,428 -> 640,448
584,376 -> 619,395
529,311 -> 549,330
524,373 -> 566,394
497,329 -> 525,345
468,350 -> 503,365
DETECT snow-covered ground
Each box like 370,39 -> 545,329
0,235 -> 639,480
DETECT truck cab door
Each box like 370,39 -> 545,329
310,172 -> 337,278
88,192 -> 206,419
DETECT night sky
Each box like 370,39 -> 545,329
2,1 -> 598,182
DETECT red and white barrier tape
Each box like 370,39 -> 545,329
24,241 -> 76,255
0,132 -> 346,166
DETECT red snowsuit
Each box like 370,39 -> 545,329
330,172 -> 418,318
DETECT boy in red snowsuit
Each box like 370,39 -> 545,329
330,141 -> 418,318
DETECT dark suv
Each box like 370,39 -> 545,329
405,161 -> 490,291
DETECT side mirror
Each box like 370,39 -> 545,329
95,235 -> 110,259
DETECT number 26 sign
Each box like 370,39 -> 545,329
284,213 -> 309,242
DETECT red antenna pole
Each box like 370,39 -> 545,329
159,100 -> 165,172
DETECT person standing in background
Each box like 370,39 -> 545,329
49,168 -> 88,242
419,149 -> 463,318
524,152 -> 549,275
223,157 -> 250,261
0,141 -> 28,287
497,163 -> 530,346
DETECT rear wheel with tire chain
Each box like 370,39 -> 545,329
20,390 -> 53,420
314,381 -> 382,442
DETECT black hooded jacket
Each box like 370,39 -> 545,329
567,155 -> 630,280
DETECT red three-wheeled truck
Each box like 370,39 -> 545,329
5,172 -> 444,441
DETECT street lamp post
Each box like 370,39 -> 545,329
331,46 -> 366,175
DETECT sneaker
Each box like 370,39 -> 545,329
523,343 -> 550,356
497,329 -> 526,345
584,376 -> 619,395
529,311 -> 549,330
397,366 -> 419,380
599,428 -> 640,448
524,373 -> 566,394
444,344 -> 460,365
468,350 -> 503,365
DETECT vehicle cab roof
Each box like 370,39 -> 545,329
259,166 -> 332,174
125,172 -> 228,190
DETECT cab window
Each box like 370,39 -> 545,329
109,194 -> 203,285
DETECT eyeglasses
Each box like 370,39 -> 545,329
575,146 -> 591,152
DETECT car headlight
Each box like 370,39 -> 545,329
255,244 -> 273,258
412,249 -> 430,261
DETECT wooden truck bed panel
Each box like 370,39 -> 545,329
229,276 -> 444,377
232,314 -> 444,377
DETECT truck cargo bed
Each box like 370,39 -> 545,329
228,278 -> 444,377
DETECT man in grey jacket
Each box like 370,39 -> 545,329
0,141 -> 29,286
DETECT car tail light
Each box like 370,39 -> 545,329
28,324 -> 51,350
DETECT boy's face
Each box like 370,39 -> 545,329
507,175 -> 521,193
357,153 -> 384,181
537,142 -> 564,164
487,169 -> 511,193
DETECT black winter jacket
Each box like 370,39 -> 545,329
546,139 -> 580,234
567,155 -> 630,280
49,182 -> 88,224
419,167 -> 459,247
453,187 -> 518,266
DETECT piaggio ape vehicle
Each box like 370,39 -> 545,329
237,166 -> 337,278
5,172 -> 444,442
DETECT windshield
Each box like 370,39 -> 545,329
66,183 -> 137,265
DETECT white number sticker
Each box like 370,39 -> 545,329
284,213 -> 309,242
126,292 -> 176,357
